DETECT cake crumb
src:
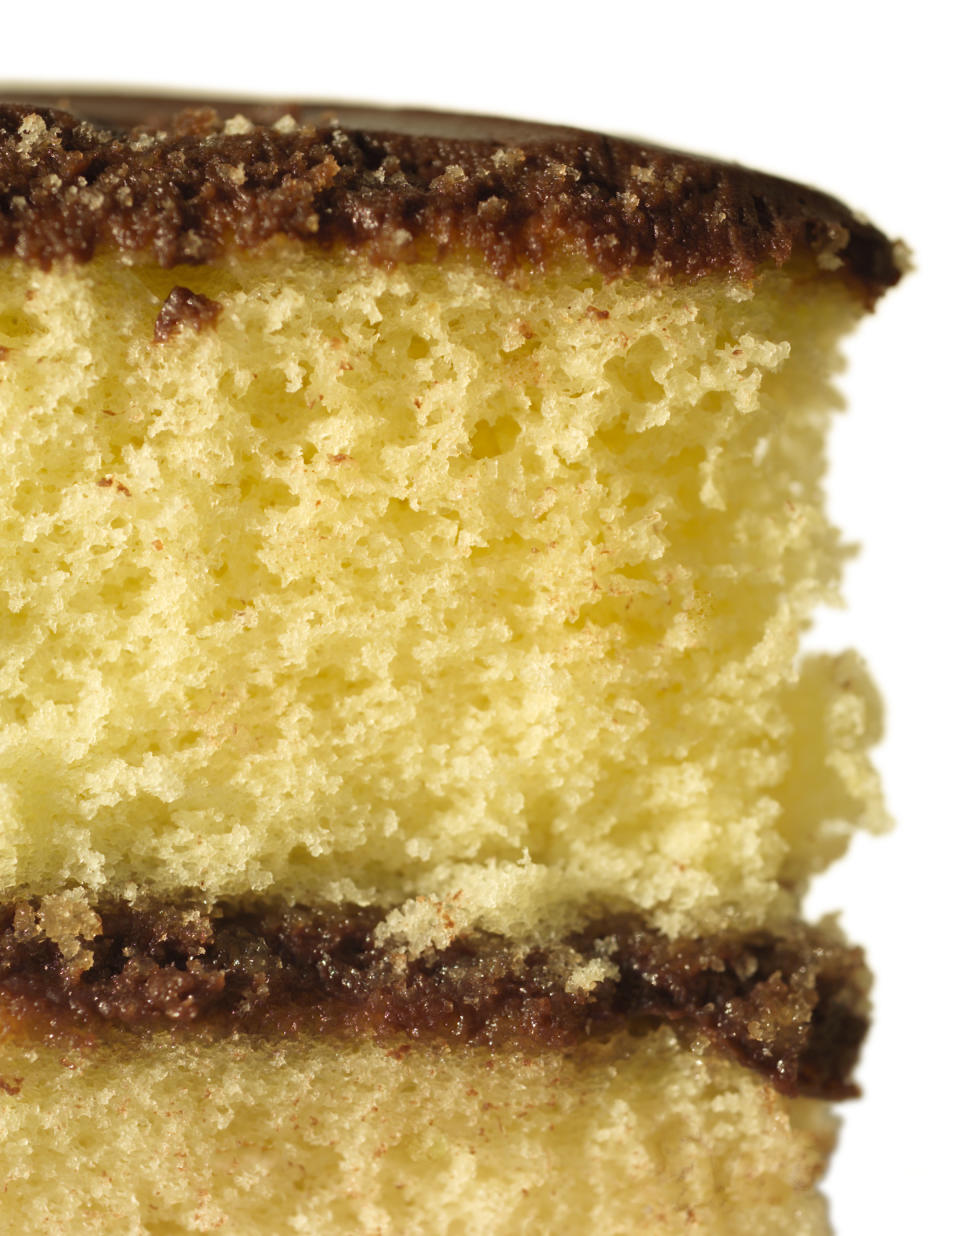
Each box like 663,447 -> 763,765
16,113 -> 47,156
564,957 -> 620,995
223,115 -> 254,136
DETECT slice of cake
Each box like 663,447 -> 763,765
0,95 -> 901,1234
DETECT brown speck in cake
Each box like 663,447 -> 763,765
154,286 -> 223,343
96,476 -> 131,497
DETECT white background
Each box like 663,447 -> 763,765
2,3 -> 955,1232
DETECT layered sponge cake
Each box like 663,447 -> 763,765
0,96 -> 900,1233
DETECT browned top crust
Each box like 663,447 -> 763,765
0,93 -> 899,299
0,895 -> 869,1100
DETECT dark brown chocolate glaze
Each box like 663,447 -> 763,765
0,896 -> 868,1099
0,92 -> 899,299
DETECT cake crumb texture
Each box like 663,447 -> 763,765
0,252 -> 886,937
0,1027 -> 835,1235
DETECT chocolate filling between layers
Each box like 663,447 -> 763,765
0,95 -> 899,299
0,896 -> 868,1101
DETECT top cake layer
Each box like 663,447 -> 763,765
0,251 -> 888,938
0,95 -> 899,296
0,97 -> 895,944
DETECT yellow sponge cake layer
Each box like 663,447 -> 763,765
0,252 -> 885,937
0,1028 -> 835,1235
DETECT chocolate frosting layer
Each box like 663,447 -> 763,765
0,896 -> 868,1100
0,93 -> 899,298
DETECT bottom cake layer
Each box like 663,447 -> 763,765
0,1026 -> 835,1234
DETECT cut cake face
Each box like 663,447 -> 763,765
0,96 -> 901,1235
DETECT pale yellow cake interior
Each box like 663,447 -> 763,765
0,249 -> 886,940
0,1025 -> 835,1236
